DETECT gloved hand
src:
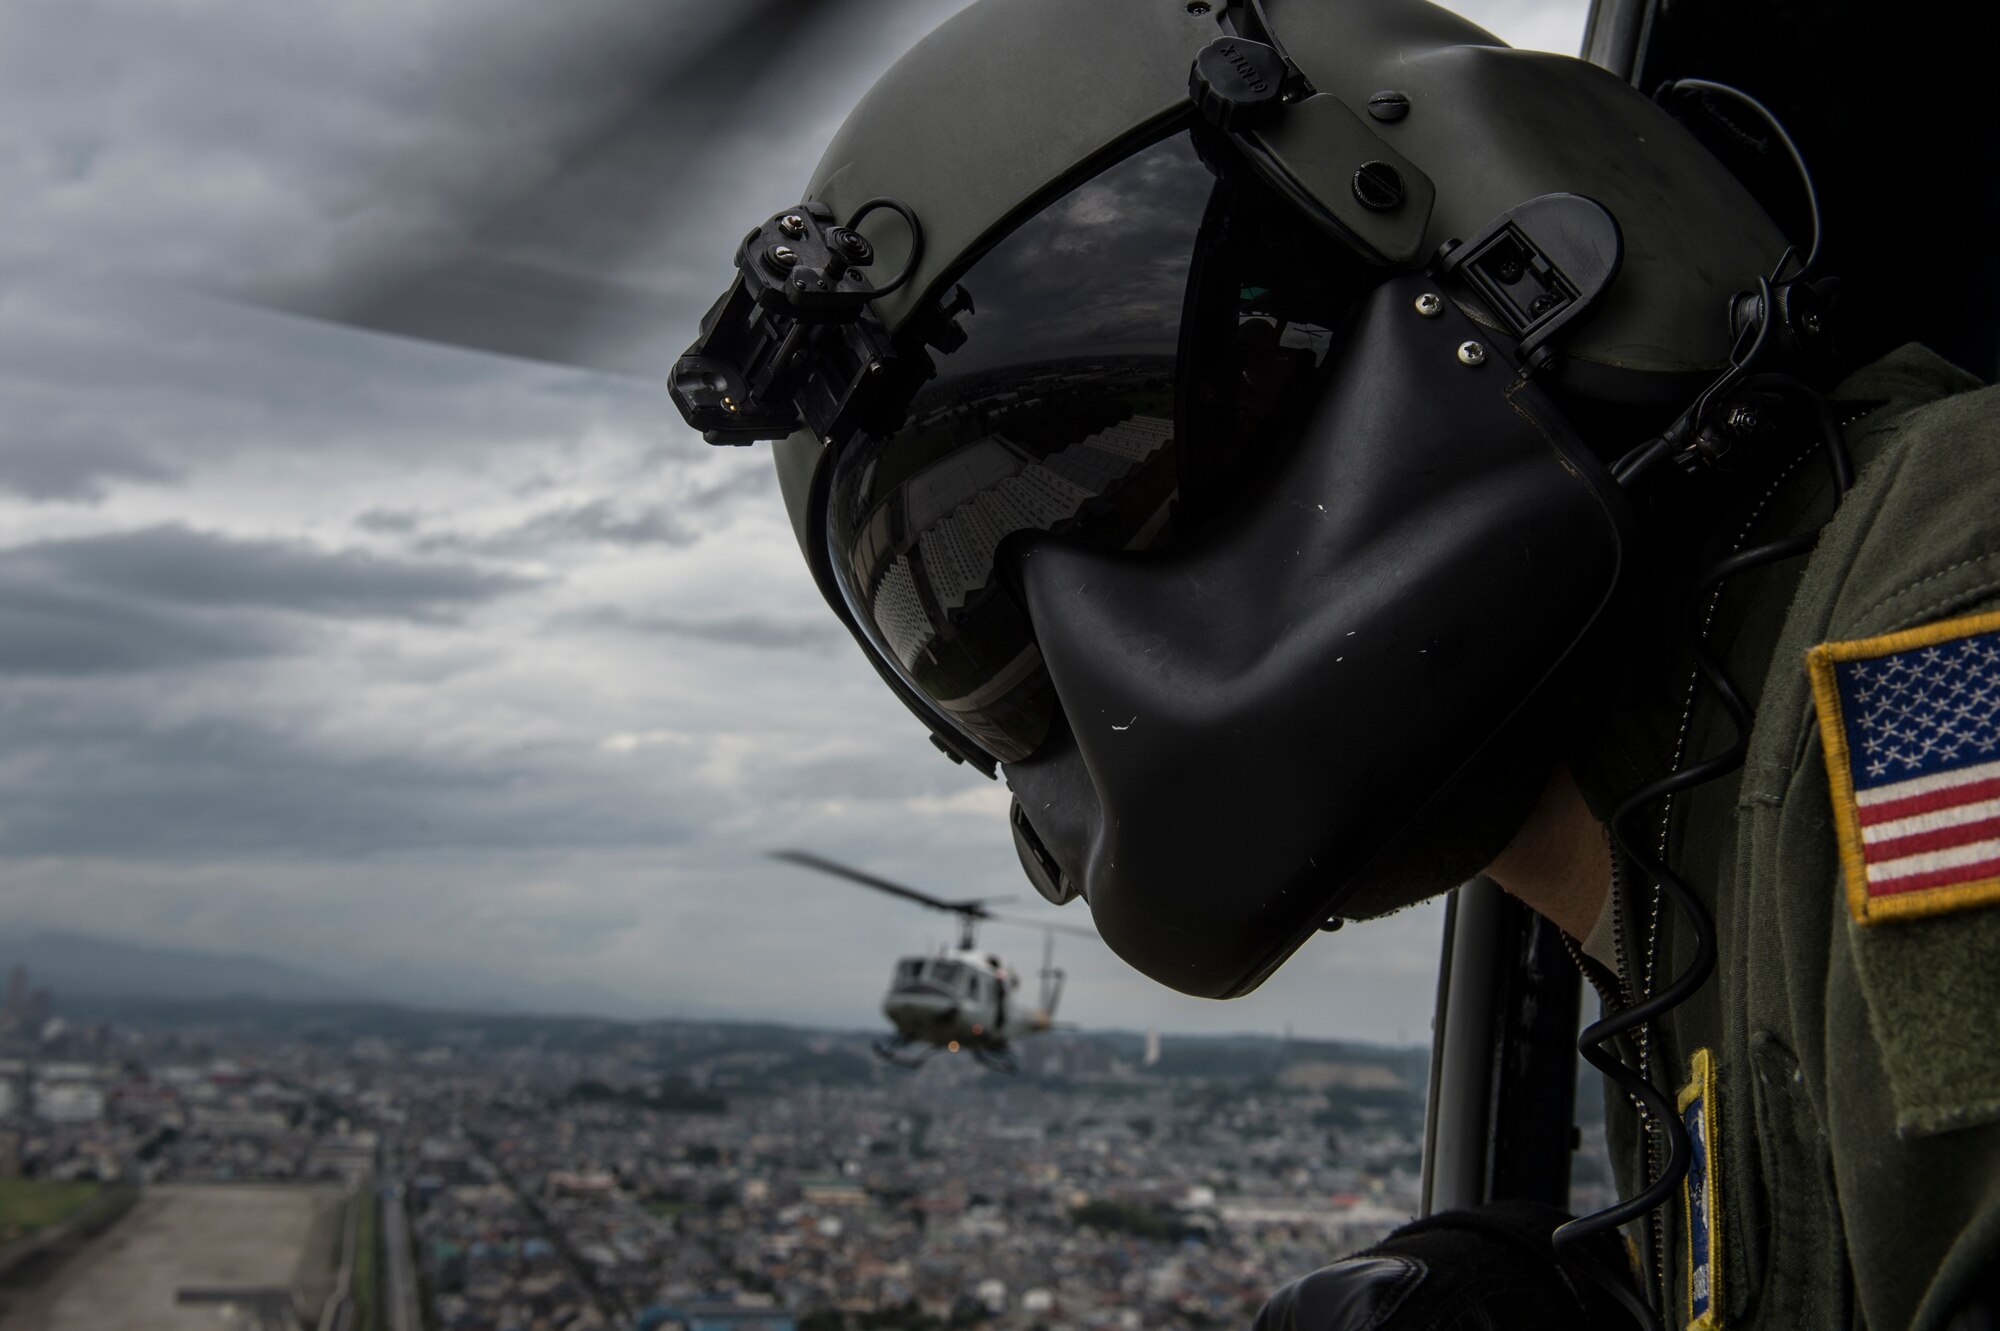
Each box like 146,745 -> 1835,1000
1250,1200 -> 1641,1330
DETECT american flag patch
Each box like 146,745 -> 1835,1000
1808,608 -> 2000,925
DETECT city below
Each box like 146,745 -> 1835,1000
0,950 -> 1611,1331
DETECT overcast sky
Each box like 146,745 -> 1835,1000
0,0 -> 1590,1042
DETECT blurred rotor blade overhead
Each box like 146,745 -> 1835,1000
771,850 -> 1000,917
986,912 -> 1099,940
254,0 -> 963,378
771,850 -> 1098,938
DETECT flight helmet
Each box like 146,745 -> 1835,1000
672,0 -> 1797,998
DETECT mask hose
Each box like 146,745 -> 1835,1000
1553,383 -> 1853,1327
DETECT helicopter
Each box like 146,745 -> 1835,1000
772,850 -> 1095,1073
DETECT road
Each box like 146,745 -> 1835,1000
380,1191 -> 421,1331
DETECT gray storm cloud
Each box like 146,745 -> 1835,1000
4,525 -> 537,617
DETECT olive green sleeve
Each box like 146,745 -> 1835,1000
1779,357 -> 2000,1329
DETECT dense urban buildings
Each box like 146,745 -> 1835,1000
0,975 -> 1609,1330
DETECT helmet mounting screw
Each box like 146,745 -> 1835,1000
778,214 -> 807,238
1351,161 -> 1406,212
1457,340 -> 1487,367
768,244 -> 799,269
1367,90 -> 1411,123
1414,292 -> 1444,318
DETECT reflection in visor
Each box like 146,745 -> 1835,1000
824,130 -> 1361,763
842,359 -> 1180,760
871,413 -> 1176,663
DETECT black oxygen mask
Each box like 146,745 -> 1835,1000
1002,275 -> 1628,998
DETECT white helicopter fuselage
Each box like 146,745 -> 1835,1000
767,849 -> 1078,1070
881,947 -> 1040,1050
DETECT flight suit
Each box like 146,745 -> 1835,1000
1579,344 -> 2000,1330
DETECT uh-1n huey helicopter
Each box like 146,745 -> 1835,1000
771,850 -> 1095,1073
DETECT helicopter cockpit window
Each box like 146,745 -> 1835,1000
895,959 -> 922,985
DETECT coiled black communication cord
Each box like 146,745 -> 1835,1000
1550,78 -> 1845,1330
1555,385 -> 1852,1330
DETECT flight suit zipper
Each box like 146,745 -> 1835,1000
1626,851 -> 1671,1313
1559,848 -> 1665,1309
1595,846 -> 1670,1314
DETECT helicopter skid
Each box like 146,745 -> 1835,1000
872,1035 -> 944,1069
972,1044 -> 1018,1075
871,1035 -> 1018,1073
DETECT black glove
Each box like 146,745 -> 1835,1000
1250,1200 -> 1641,1330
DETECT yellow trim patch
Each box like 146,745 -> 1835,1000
1679,1048 -> 1722,1331
1806,607 -> 2000,926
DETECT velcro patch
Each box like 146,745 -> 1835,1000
1680,1048 -> 1722,1331
1806,607 -> 2000,925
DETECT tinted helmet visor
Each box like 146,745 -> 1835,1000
824,129 -> 1374,763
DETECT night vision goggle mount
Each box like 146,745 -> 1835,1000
671,198 -> 933,448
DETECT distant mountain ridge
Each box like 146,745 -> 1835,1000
0,930 -> 383,1006
0,930 -> 664,1019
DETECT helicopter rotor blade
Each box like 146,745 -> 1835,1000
255,0 -> 831,376
982,910 -> 1099,940
244,0 -> 965,378
770,850 -> 998,917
